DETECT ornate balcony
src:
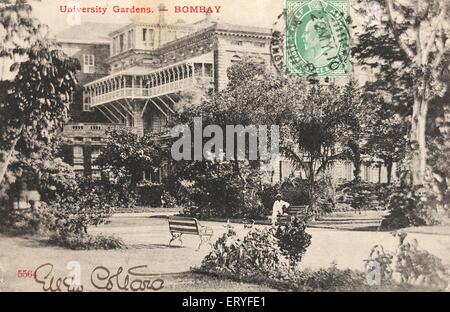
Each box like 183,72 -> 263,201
82,62 -> 213,135
61,122 -> 127,143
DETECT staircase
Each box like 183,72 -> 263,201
310,211 -> 387,231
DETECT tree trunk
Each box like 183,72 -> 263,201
410,95 -> 428,186
0,138 -> 19,186
348,141 -> 361,182
386,160 -> 393,185
308,162 -> 315,218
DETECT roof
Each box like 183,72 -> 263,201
56,22 -> 123,44
214,22 -> 272,36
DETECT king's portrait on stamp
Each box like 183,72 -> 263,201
286,0 -> 350,77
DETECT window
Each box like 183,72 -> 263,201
142,28 -> 147,41
73,146 -> 84,165
142,28 -> 154,46
83,93 -> 91,111
91,148 -> 101,163
204,64 -> 213,77
83,54 -> 95,74
127,29 -> 134,49
119,33 -> 125,52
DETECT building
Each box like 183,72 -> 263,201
57,11 -> 394,184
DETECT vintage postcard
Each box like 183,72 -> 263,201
0,0 -> 449,299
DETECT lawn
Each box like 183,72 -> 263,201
1,213 -> 449,292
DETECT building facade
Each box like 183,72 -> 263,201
57,12 -> 394,184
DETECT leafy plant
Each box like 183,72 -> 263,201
0,203 -> 54,235
381,185 -> 443,230
48,232 -> 126,250
274,217 -> 312,267
367,232 -> 448,290
337,181 -> 393,212
200,228 -> 287,279
48,184 -> 114,236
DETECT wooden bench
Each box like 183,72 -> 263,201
277,205 -> 309,224
168,216 -> 213,250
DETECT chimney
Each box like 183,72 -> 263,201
158,3 -> 167,25
205,12 -> 211,22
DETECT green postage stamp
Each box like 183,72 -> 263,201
285,0 -> 350,77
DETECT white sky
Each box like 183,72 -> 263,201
31,0 -> 286,35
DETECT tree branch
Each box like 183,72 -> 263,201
385,0 -> 415,61
422,9 -> 446,65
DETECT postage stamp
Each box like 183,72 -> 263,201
285,0 -> 350,77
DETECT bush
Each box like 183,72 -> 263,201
381,185 -> 443,230
291,265 -> 369,292
48,185 -> 114,236
48,232 -> 126,250
0,204 -> 55,236
178,162 -> 269,220
201,218 -> 312,279
366,232 -> 448,291
161,191 -> 179,208
136,181 -> 163,207
337,181 -> 392,212
274,217 -> 312,266
200,228 -> 288,279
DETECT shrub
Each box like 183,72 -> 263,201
136,181 -> 163,207
381,185 -> 443,230
201,218 -> 313,278
0,204 -> 55,236
200,228 -> 288,279
336,181 -> 392,212
366,232 -> 448,291
48,232 -> 126,250
178,165 -> 269,220
274,217 -> 312,266
291,265 -> 369,292
48,186 -> 114,236
161,191 -> 179,208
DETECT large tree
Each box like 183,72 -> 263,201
96,128 -> 169,187
0,0 -> 79,186
282,82 -> 358,213
353,0 -> 450,186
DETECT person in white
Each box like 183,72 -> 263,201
272,194 -> 290,225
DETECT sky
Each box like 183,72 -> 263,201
31,0 -> 287,36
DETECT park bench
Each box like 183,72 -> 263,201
277,205 -> 309,224
168,216 -> 214,250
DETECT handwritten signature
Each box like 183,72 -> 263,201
34,263 -> 165,292
91,265 -> 165,291
34,263 -> 84,292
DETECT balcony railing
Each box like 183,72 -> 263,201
84,62 -> 213,108
62,123 -> 127,138
88,78 -> 194,107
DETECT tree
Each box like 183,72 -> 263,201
339,81 -> 367,182
353,0 -> 450,186
176,58 -> 287,184
96,128 -> 169,186
0,0 -> 79,186
282,83 -> 356,214
364,94 -> 408,184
